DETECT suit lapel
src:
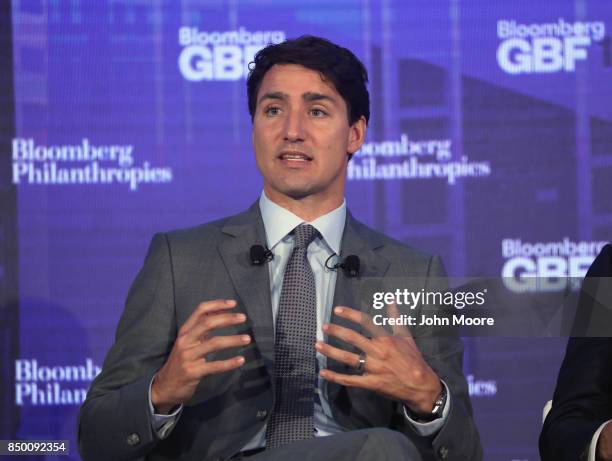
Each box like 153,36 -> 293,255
217,203 -> 275,379
328,212 -> 390,361
326,212 -> 391,423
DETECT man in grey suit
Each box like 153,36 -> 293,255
78,36 -> 481,461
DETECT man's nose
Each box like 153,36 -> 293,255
283,110 -> 305,142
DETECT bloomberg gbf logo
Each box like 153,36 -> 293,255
178,26 -> 286,81
501,238 -> 608,292
497,17 -> 606,74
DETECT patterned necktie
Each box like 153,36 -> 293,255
266,223 -> 319,448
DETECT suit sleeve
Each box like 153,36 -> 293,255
539,338 -> 612,461
78,233 -> 177,461
540,244 -> 612,461
414,255 -> 483,461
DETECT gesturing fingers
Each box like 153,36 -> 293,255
386,303 -> 414,338
316,341 -> 360,369
193,355 -> 246,377
332,306 -> 389,338
152,299 -> 250,412
188,334 -> 251,361
319,367 -> 378,390
322,321 -> 373,354
185,312 -> 247,343
180,299 -> 239,334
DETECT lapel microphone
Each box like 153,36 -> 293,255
250,245 -> 274,265
325,254 -> 360,277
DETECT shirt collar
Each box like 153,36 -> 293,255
258,192 -> 346,255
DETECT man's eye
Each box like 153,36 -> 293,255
310,108 -> 327,117
265,107 -> 281,116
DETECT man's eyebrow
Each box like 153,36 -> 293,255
258,91 -> 286,105
257,91 -> 337,105
303,92 -> 336,103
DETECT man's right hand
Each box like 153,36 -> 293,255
151,299 -> 250,414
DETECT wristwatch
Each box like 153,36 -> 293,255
407,383 -> 447,422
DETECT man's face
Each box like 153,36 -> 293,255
252,64 -> 366,207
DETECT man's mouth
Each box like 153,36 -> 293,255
278,152 -> 313,162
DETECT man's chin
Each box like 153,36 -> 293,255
284,188 -> 317,200
269,184 -> 320,201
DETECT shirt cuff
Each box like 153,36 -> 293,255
148,375 -> 183,439
403,380 -> 450,437
588,420 -> 612,461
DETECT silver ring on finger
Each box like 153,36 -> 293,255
355,352 -> 367,375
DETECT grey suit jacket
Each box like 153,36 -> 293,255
78,203 -> 482,461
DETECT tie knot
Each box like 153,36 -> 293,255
293,223 -> 319,249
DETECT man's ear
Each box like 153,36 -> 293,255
347,116 -> 367,157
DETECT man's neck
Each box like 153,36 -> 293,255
263,189 -> 344,222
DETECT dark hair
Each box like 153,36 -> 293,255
247,35 -> 370,126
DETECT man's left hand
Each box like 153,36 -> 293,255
316,305 -> 442,415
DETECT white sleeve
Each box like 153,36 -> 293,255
403,380 -> 450,437
148,375 -> 183,439
588,420 -> 612,461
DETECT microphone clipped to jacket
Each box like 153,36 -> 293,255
325,253 -> 360,277
250,245 -> 274,265
250,244 -> 360,277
